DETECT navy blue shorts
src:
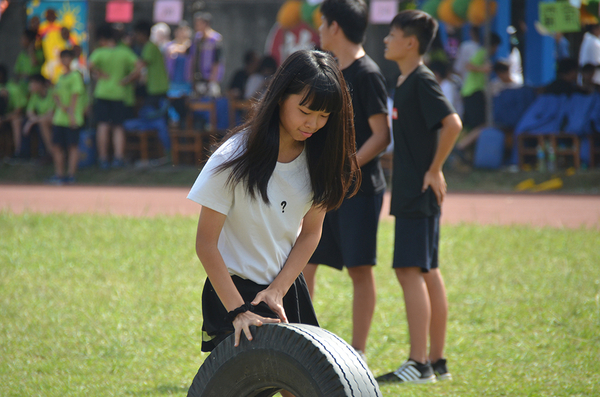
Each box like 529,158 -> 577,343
393,214 -> 440,272
310,192 -> 384,269
94,99 -> 127,125
52,125 -> 81,148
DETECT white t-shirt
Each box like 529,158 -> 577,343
187,133 -> 313,285
440,78 -> 463,118
579,32 -> 600,84
454,40 -> 480,79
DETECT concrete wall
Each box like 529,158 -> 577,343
0,1 -> 28,80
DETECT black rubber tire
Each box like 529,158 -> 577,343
187,323 -> 382,397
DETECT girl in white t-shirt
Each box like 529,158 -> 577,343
187,50 -> 360,353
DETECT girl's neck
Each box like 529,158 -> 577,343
278,128 -> 304,163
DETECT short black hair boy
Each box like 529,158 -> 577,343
134,20 -> 152,38
390,9 -> 438,54
320,0 -> 368,44
377,9 -> 462,386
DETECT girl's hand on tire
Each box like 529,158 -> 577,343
252,288 -> 288,324
232,311 -> 280,347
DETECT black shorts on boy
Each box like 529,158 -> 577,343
94,98 -> 127,125
52,125 -> 81,148
393,214 -> 439,271
462,90 -> 485,129
310,55 -> 388,270
310,192 -> 383,269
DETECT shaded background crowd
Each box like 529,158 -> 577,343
1,0 -> 600,184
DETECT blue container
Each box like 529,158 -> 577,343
473,127 -> 505,169
78,129 -> 96,168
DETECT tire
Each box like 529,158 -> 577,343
187,323 -> 382,397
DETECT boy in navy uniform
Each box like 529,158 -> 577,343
304,0 -> 391,361
376,10 -> 462,384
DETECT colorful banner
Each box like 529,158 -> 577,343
26,0 -> 88,83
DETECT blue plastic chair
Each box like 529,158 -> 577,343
474,127 -> 506,169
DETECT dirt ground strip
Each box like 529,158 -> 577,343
1,185 -> 599,229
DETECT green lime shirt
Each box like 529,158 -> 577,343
14,49 -> 45,77
0,81 -> 28,111
461,48 -> 487,97
52,71 -> 86,127
89,46 -> 138,101
117,43 -> 137,107
142,41 -> 169,96
27,88 -> 55,115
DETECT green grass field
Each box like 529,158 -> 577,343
1,212 -> 599,396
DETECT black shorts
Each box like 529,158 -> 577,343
309,192 -> 384,269
462,90 -> 486,130
94,98 -> 127,125
200,274 -> 319,352
393,214 -> 440,272
52,125 -> 81,148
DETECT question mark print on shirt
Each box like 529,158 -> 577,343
280,201 -> 287,213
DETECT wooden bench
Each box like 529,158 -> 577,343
518,134 -> 581,170
169,99 -> 218,166
125,129 -> 164,163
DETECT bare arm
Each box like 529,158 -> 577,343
88,63 -> 109,80
465,61 -> 491,73
121,60 -> 144,86
422,113 -> 463,205
355,113 -> 391,168
68,93 -> 78,127
195,206 -> 280,346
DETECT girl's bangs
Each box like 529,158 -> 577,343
298,74 -> 343,114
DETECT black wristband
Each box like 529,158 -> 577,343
225,302 -> 254,323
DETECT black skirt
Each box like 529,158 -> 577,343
200,273 -> 319,352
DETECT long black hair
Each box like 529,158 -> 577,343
217,49 -> 359,211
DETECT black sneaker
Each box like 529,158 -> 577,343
432,358 -> 452,381
375,359 -> 437,384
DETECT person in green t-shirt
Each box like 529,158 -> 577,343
48,49 -> 86,185
14,29 -> 45,92
0,64 -> 28,159
133,20 -> 169,105
454,33 -> 501,155
22,74 -> 54,159
89,24 -> 140,169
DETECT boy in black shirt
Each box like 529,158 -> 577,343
304,0 -> 390,360
376,10 -> 462,384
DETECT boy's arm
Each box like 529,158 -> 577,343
88,61 -> 109,80
422,113 -> 462,205
465,50 -> 491,73
121,59 -> 143,86
355,113 -> 391,168
68,93 -> 79,127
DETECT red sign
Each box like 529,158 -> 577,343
106,0 -> 133,23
